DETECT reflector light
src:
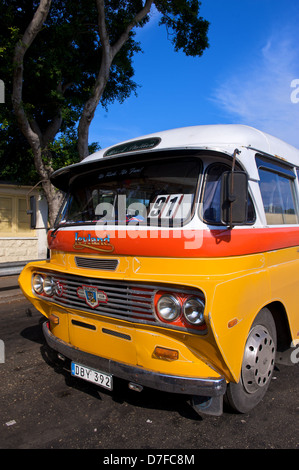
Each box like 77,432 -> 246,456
228,318 -> 238,328
154,346 -> 179,361
49,314 -> 59,325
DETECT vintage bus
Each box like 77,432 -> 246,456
19,124 -> 299,416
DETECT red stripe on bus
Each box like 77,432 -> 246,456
48,227 -> 299,258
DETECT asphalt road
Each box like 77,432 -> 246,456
0,297 -> 298,451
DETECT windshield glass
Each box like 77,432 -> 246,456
55,156 -> 201,227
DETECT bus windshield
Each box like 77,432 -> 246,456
55,156 -> 201,228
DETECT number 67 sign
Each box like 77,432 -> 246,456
148,194 -> 192,220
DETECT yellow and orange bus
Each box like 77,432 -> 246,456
19,124 -> 299,416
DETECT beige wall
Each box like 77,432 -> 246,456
0,184 -> 48,263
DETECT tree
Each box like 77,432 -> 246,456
1,0 -> 209,225
78,0 -> 210,158
11,0 -> 60,225
1,0 -> 140,225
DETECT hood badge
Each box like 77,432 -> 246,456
77,285 -> 108,309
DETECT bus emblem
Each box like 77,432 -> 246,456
74,233 -> 114,253
77,285 -> 108,308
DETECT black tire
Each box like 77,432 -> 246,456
225,308 -> 277,413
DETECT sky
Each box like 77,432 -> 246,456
89,0 -> 299,151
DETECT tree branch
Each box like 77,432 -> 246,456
112,0 -> 154,56
96,0 -> 112,58
42,113 -> 63,149
77,0 -> 154,159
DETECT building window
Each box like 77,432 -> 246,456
0,197 -> 13,231
0,195 -> 32,235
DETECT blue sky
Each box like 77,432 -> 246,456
89,0 -> 299,150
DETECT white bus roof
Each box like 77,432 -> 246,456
85,124 -> 299,166
51,125 -> 299,190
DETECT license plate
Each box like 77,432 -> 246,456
71,362 -> 113,390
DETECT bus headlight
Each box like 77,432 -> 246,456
183,296 -> 205,325
156,294 -> 181,322
32,274 -> 44,294
43,276 -> 55,296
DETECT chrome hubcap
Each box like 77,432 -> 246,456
242,325 -> 276,394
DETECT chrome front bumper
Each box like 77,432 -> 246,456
42,322 -> 227,398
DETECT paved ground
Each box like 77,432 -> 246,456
0,275 -> 24,304
0,282 -> 298,451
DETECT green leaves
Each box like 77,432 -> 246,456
156,0 -> 209,56
0,0 -> 209,186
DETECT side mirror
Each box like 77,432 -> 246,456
221,171 -> 248,227
27,195 -> 37,229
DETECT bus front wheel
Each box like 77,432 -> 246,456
225,308 -> 277,413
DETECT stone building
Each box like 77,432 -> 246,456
0,183 -> 48,266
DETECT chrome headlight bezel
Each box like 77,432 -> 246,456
43,276 -> 55,296
183,296 -> 205,325
156,294 -> 181,322
32,273 -> 55,297
32,274 -> 44,294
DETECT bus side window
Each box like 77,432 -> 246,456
202,163 -> 255,225
258,168 -> 299,225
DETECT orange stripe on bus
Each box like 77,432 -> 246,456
48,227 -> 299,258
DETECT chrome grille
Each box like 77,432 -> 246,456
75,257 -> 119,271
33,271 -> 206,333
42,272 -> 156,324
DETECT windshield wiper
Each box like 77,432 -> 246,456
50,209 -> 97,238
50,220 -> 72,238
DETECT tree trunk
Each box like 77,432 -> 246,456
11,0 -> 63,227
42,180 -> 63,228
77,56 -> 112,160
